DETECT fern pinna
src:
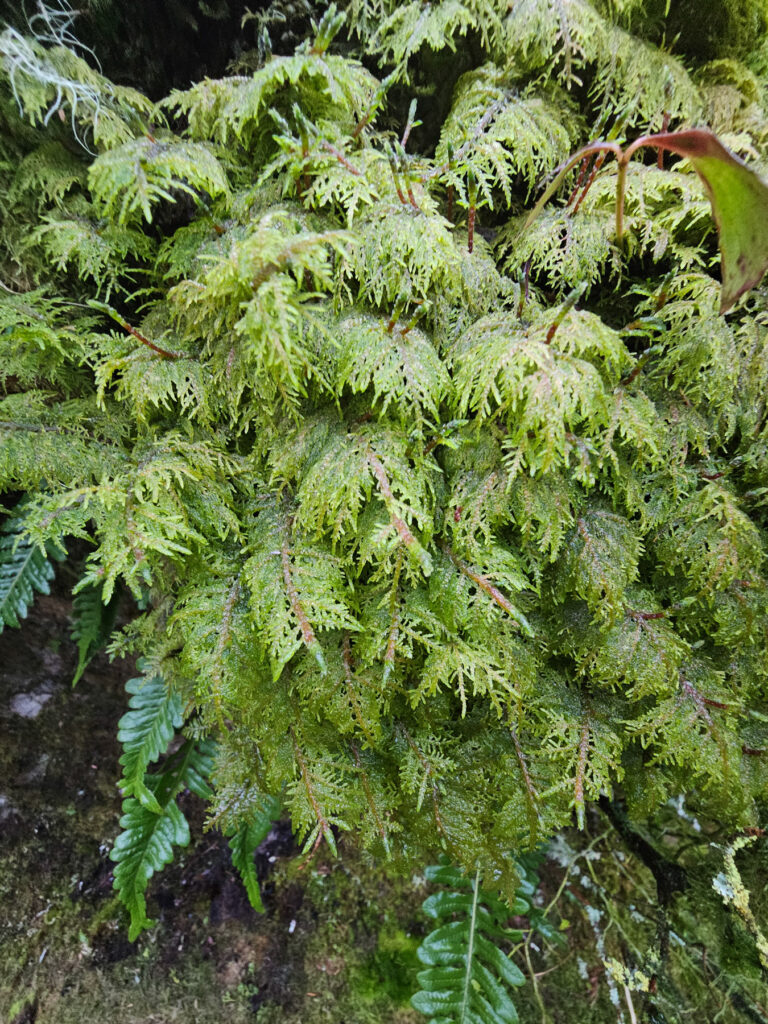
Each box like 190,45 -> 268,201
1,0 -> 768,962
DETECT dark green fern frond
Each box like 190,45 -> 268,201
110,786 -> 191,942
411,859 -> 527,1024
226,792 -> 283,912
111,667 -> 216,940
70,578 -> 120,686
0,504 -> 57,633
117,671 -> 184,812
111,738 -> 215,941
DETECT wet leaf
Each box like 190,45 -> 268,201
652,129 -> 768,312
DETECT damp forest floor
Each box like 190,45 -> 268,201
0,573 -> 426,1024
2,574 -> 761,1024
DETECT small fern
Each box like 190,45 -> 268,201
111,784 -> 191,942
111,717 -> 216,941
110,669 -> 279,938
70,578 -> 121,686
0,504 -> 58,633
411,859 -> 528,1024
227,792 -> 283,913
116,670 -> 184,812
88,134 -> 229,225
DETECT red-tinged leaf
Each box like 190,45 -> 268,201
650,129 -> 768,312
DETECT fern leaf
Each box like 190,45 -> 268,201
368,1 -> 505,66
117,673 -> 184,813
435,64 -> 576,207
111,734 -> 216,940
557,504 -> 642,621
0,508 -> 55,633
412,861 -> 527,1024
28,201 -> 154,297
227,793 -> 282,913
70,579 -> 120,686
110,793 -> 190,941
244,502 -> 359,679
355,201 -> 462,307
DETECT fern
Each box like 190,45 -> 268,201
0,504 -> 57,632
3,3 -> 768,998
411,859 -> 528,1024
88,134 -> 229,224
70,578 -> 120,685
111,666 -> 216,939
226,792 -> 283,912
366,1 -> 506,67
111,737 -> 216,941
116,671 -> 184,812
434,64 -> 578,209
111,786 -> 191,942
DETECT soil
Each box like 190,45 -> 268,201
3,571 -> 756,1024
0,573 -> 423,1024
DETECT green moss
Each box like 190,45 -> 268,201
356,927 -> 423,1005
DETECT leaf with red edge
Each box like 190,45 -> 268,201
651,129 -> 768,312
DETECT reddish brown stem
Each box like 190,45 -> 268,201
111,312 -> 182,359
352,743 -> 390,850
702,697 -> 733,711
401,100 -> 417,149
280,536 -> 324,674
442,544 -> 525,627
510,726 -> 540,840
545,284 -> 585,345
291,728 -> 333,850
320,141 -> 362,175
574,714 -> 591,830
568,154 -> 592,205
572,150 -> 607,215
366,451 -> 420,555
467,205 -> 476,253
658,112 -> 671,168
